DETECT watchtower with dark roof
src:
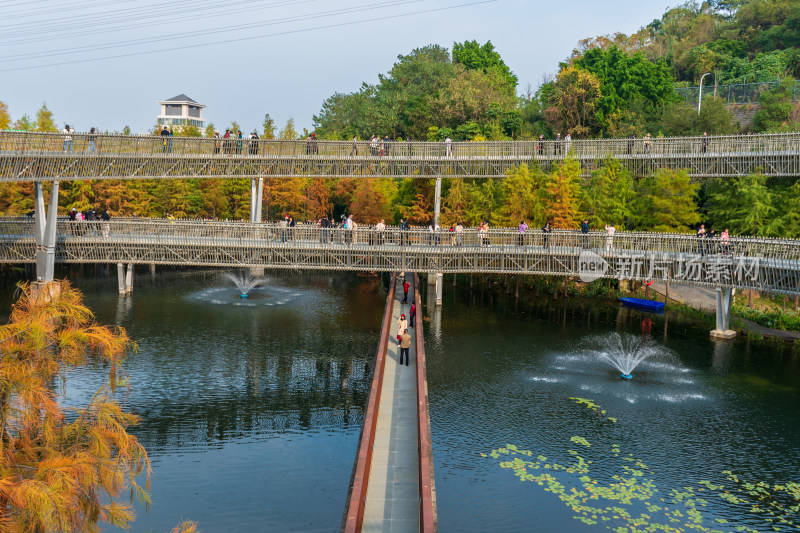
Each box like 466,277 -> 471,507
157,94 -> 206,128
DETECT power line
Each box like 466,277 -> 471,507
0,0 -> 321,45
1,0 -> 413,59
0,0 -> 497,73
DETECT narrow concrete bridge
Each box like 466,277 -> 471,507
1,131 -> 798,181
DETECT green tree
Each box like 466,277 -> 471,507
500,164 -> 547,226
204,123 -> 215,137
467,179 -> 503,225
636,169 -> 700,232
12,114 -> 32,131
581,158 -> 634,228
279,118 -> 298,140
262,113 -> 276,139
0,100 -> 11,130
34,102 -> 58,132
754,77 -> 798,131
122,125 -> 131,135
452,39 -> 518,94
706,173 -> 780,235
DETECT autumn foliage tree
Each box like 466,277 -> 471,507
544,158 -> 582,228
0,281 -> 150,532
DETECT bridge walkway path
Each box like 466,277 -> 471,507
362,274 -> 420,532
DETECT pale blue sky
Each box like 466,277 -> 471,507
0,0 -> 677,134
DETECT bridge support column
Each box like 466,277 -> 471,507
435,273 -> 443,306
249,177 -> 264,223
33,181 -> 59,282
710,287 -> 736,339
117,263 -> 133,295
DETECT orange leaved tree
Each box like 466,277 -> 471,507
0,281 -> 150,532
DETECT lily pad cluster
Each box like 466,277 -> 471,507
570,396 -> 618,423
481,399 -> 799,532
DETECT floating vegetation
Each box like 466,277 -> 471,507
571,397 -> 618,423
481,399 -> 800,532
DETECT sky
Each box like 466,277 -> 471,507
0,0 -> 678,134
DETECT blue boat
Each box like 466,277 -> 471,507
620,297 -> 665,312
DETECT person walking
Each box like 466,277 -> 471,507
351,135 -> 358,156
518,220 -> 528,247
402,279 -> 410,304
236,130 -> 243,154
160,125 -> 171,153
445,135 -> 452,157
720,228 -> 730,255
605,223 -> 616,252
697,224 -> 706,256
479,221 -> 489,247
455,221 -> 464,247
397,313 -> 408,344
62,124 -> 74,152
87,127 -> 97,153
399,329 -> 411,366
554,133 -> 561,155
375,218 -> 386,245
643,133 -> 652,154
580,218 -> 590,249
249,132 -> 259,155
537,135 -> 544,156
409,303 -> 416,328
627,133 -> 636,155
701,132 -> 708,154
399,217 -> 410,246
542,220 -> 552,249
564,133 -> 572,154
213,131 -> 221,154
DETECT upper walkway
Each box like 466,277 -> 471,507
1,218 -> 799,295
1,131 -> 798,181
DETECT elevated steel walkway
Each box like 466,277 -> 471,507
1,132 -> 799,180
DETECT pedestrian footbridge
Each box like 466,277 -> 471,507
1,131 -> 798,180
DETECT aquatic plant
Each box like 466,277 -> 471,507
482,399 -> 799,532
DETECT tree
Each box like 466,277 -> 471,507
572,46 -> 676,133
466,179 -> 502,225
499,164 -> 546,226
204,123 -> 215,138
122,125 -> 131,136
441,179 -> 471,226
0,100 -> 11,130
262,113 -> 276,139
581,158 -> 634,228
34,102 -> 58,132
349,180 -> 393,223
279,118 -> 298,140
271,177 -> 307,219
543,158 -> 582,228
452,40 -> 518,94
706,173 -> 780,235
13,114 -> 33,132
304,178 -> 333,219
0,281 -> 150,532
636,169 -> 700,232
754,77 -> 799,131
542,67 -> 602,136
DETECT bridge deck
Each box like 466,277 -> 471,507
362,275 -> 421,532
1,131 -> 799,179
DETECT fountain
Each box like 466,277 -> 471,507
594,332 -> 659,380
224,272 -> 263,298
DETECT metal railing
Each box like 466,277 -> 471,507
1,219 -> 798,294
2,131 -> 799,180
675,81 -> 800,105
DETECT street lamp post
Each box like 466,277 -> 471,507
698,72 -> 713,115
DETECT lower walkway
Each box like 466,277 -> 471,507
362,275 -> 420,532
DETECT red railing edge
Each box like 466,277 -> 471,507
342,273 -> 396,532
414,273 -> 437,532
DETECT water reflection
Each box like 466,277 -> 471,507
424,278 -> 800,533
54,269 -> 387,533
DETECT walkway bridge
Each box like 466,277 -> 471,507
2,219 -> 798,298
2,131 -> 799,181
